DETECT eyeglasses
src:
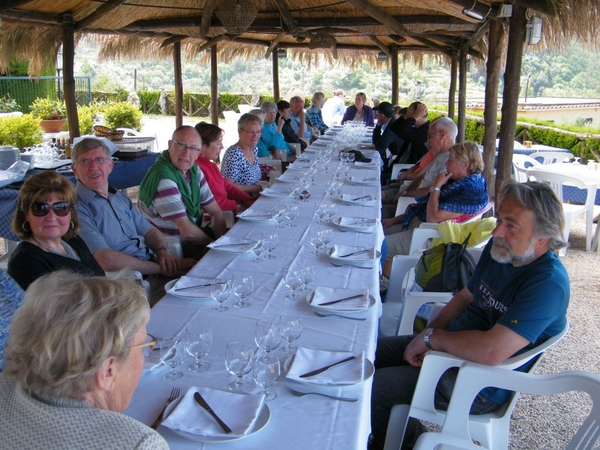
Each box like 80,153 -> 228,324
76,157 -> 110,166
172,140 -> 201,153
130,338 -> 157,357
241,129 -> 262,136
427,131 -> 443,139
29,201 -> 71,217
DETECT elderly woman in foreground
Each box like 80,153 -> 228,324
0,271 -> 168,449
8,171 -> 104,289
220,113 -> 264,197
382,141 -> 489,278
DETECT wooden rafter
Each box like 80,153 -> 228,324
160,35 -> 186,48
323,0 -> 408,37
75,0 -> 128,31
265,33 -> 285,59
2,9 -> 61,26
0,0 -> 31,14
271,0 -> 298,34
199,0 -> 218,37
197,34 -> 229,53
411,36 -> 453,57
367,35 -> 389,56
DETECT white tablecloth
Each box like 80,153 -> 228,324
124,127 -> 384,449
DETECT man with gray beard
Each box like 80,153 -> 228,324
369,180 -> 570,450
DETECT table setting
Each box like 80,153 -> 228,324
125,123 -> 383,449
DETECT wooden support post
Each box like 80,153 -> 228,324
391,44 -> 398,105
62,14 -> 79,140
210,44 -> 218,125
448,54 -> 458,120
483,20 -> 505,194
496,4 -> 527,200
273,49 -> 280,102
173,41 -> 183,128
457,46 -> 467,142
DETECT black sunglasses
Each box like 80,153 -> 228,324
29,202 -> 72,217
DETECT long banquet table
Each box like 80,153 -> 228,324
124,128 -> 384,449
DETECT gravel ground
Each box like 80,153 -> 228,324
507,216 -> 600,449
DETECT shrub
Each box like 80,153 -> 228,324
30,98 -> 67,120
0,114 -> 43,149
77,103 -> 104,135
0,94 -> 20,113
103,101 -> 143,130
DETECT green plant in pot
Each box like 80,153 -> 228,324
30,98 -> 67,133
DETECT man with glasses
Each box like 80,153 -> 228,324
139,126 -> 226,258
72,137 -> 195,303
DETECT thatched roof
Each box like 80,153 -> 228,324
1,0 -> 599,75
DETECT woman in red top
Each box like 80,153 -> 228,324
195,122 -> 254,214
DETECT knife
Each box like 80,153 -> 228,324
194,392 -> 233,434
352,195 -> 371,201
174,283 -> 212,292
317,294 -> 364,306
299,356 -> 357,378
337,249 -> 370,258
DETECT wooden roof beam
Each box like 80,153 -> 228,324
270,0 -> 298,34
411,36 -> 453,57
160,35 -> 186,48
367,35 -> 390,56
199,0 -> 217,37
449,0 -> 556,20
84,28 -> 172,39
0,0 -> 31,14
1,9 -> 61,26
265,32 -> 285,59
514,0 -> 556,16
75,0 -> 128,31
197,34 -> 229,52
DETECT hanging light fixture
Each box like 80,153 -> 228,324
462,0 -> 488,21
215,0 -> 257,34
377,51 -> 388,61
525,16 -> 543,45
277,48 -> 287,59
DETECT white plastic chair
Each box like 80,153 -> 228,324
511,154 -> 540,183
384,321 -> 569,450
413,359 -> 600,450
395,195 -> 417,217
531,151 -> 573,165
391,163 -> 415,181
223,110 -> 240,124
527,168 -> 597,254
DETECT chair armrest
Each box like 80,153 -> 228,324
397,292 -> 452,335
162,235 -> 183,259
223,211 -> 235,229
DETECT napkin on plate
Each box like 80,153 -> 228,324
162,386 -> 266,437
286,347 -> 365,385
309,287 -> 370,311
329,244 -> 376,261
261,187 -> 293,197
354,161 -> 380,168
350,175 -> 379,186
338,217 -> 377,228
237,209 -> 275,220
167,276 -> 213,297
341,193 -> 376,205
208,236 -> 257,253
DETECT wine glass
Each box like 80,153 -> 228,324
285,205 -> 299,226
299,265 -> 315,293
254,319 -> 281,362
251,239 -> 266,262
233,274 -> 253,308
211,278 -> 230,312
185,325 -> 212,372
225,341 -> 255,392
159,337 -> 184,380
309,228 -> 324,255
279,316 -> 302,354
315,203 -> 328,224
320,228 -> 334,254
283,266 -> 303,300
262,232 -> 278,259
347,152 -> 356,164
253,357 -> 281,401
274,209 -> 288,228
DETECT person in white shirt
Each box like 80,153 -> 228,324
321,89 -> 346,127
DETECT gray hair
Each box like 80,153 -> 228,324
4,271 -> 149,400
260,102 -> 277,113
311,92 -> 325,106
498,180 -> 567,252
449,141 -> 484,174
71,137 -> 110,162
238,113 -> 263,131
431,117 -> 458,142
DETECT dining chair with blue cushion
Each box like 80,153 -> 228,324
0,269 -> 25,371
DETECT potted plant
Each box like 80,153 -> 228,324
30,97 -> 67,133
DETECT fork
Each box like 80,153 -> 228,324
285,386 -> 358,402
314,312 -> 367,321
150,387 -> 181,429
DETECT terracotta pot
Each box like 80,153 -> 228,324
40,119 -> 67,133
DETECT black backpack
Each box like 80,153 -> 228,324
414,233 -> 476,294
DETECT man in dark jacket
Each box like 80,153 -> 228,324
388,101 -> 429,165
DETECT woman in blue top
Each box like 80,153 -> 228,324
341,92 -> 375,127
258,102 -> 291,159
220,113 -> 264,197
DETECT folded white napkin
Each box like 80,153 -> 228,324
354,161 -> 380,168
208,236 -> 257,253
261,187 -> 293,197
167,276 -> 213,298
286,347 -> 365,385
162,386 -> 266,438
350,175 -> 379,186
341,193 -> 376,205
329,244 -> 376,261
309,287 -> 370,311
238,209 -> 275,220
277,172 -> 302,182
338,217 -> 377,228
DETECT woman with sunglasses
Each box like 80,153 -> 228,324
8,171 -> 104,290
220,113 -> 264,197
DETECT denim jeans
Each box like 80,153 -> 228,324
370,335 -> 502,450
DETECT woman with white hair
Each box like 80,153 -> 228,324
258,101 -> 290,159
0,271 -> 168,449
306,91 -> 329,134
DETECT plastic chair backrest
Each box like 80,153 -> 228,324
415,357 -> 600,450
531,151 -> 573,165
391,164 -> 414,180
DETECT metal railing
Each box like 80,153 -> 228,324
0,76 -> 92,113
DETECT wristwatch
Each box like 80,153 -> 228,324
423,328 -> 435,350
429,186 -> 441,193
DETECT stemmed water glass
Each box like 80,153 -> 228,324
185,325 -> 212,372
159,337 -> 185,380
211,278 -> 230,312
254,319 -> 281,362
253,358 -> 281,401
320,228 -> 334,254
262,232 -> 278,259
251,239 -> 266,262
299,265 -> 315,293
233,274 -> 253,308
309,228 -> 324,255
225,341 -> 255,392
274,209 -> 288,228
347,152 -> 356,164
283,265 -> 303,300
315,203 -> 328,224
278,316 -> 302,354
286,205 -> 299,225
